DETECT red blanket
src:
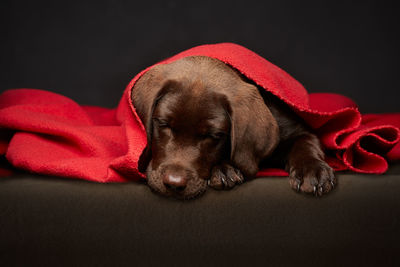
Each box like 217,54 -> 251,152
1,43 -> 399,182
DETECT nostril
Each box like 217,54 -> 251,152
163,182 -> 186,192
175,185 -> 186,192
164,182 -> 171,190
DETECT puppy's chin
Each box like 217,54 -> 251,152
146,169 -> 208,200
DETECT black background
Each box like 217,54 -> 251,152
1,0 -> 399,113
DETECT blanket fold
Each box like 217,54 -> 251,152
1,43 -> 399,182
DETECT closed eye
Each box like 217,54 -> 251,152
153,118 -> 170,128
204,132 -> 226,140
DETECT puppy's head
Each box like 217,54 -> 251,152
132,56 -> 278,199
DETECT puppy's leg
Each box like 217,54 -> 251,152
209,162 -> 244,190
286,133 -> 336,196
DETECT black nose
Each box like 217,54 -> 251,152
163,173 -> 187,192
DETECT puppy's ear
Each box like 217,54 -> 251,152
228,84 -> 279,178
131,65 -> 169,172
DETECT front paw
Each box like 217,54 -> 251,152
209,163 -> 244,190
288,160 -> 337,196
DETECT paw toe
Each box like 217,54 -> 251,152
289,176 -> 302,192
209,164 -> 244,190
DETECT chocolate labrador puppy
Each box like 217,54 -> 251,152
132,56 -> 336,199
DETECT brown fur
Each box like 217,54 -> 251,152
132,56 -> 336,199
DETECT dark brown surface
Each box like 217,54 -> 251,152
1,165 -> 400,266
